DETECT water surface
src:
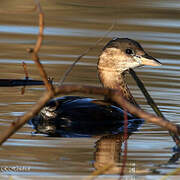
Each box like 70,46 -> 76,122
0,0 -> 180,179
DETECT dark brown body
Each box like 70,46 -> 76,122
30,96 -> 143,137
29,38 -> 160,137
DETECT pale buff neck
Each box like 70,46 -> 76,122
98,69 -> 137,106
98,48 -> 138,106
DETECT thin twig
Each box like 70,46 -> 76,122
129,68 -> 180,146
21,62 -> 29,94
59,23 -> 115,85
22,61 -> 29,80
30,0 -> 54,94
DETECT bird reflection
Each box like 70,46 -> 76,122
94,133 -> 180,175
94,133 -> 135,175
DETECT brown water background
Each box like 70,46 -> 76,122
0,0 -> 180,179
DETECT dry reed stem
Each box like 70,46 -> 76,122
129,69 -> 180,146
0,85 -> 180,145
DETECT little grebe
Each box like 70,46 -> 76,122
30,38 -> 161,137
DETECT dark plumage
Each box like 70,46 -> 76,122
29,38 -> 161,137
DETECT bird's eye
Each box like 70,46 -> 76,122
125,48 -> 134,55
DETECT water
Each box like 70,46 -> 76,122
0,0 -> 180,178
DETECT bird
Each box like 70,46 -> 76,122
29,38 -> 161,137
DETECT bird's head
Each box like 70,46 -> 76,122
98,38 -> 161,73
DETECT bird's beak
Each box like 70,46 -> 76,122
140,54 -> 162,66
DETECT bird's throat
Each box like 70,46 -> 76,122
98,69 -> 138,106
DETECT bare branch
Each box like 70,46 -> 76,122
29,0 -> 54,94
54,85 -> 180,135
0,90 -> 53,145
0,84 -> 179,146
